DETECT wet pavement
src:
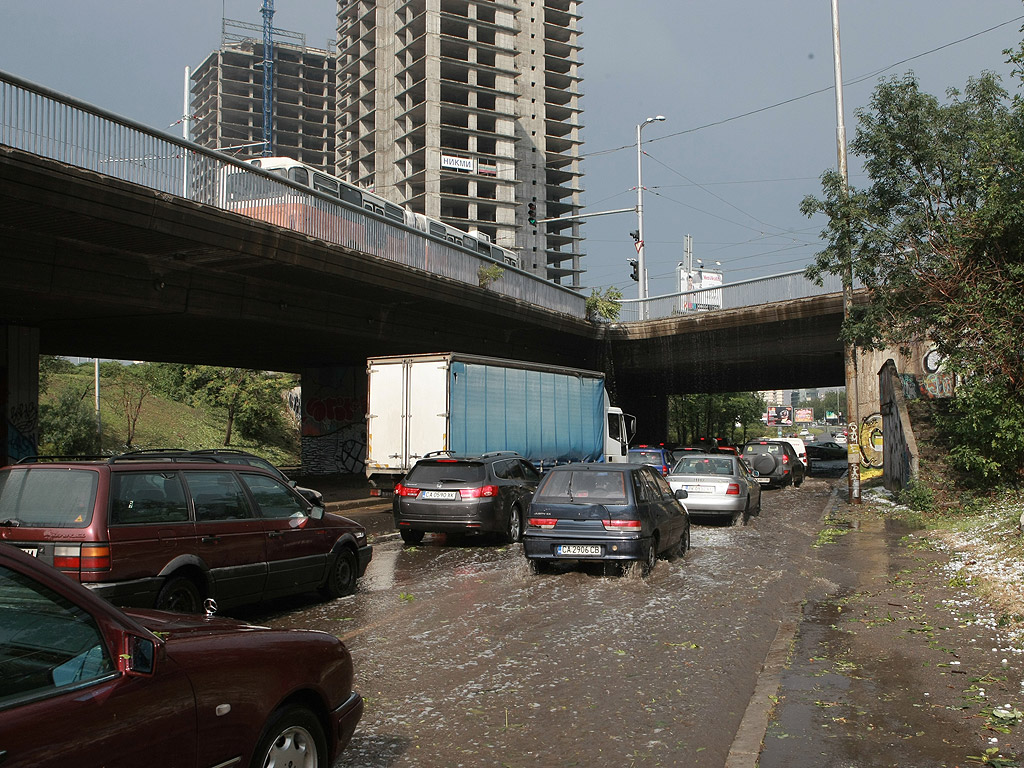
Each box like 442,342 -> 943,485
236,474 -> 1022,766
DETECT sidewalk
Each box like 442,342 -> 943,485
756,494 -> 1023,767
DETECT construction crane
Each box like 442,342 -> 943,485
261,0 -> 274,156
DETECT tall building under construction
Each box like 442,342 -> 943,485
191,20 -> 336,170
191,0 -> 586,286
335,0 -> 585,285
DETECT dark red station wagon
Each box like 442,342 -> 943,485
0,543 -> 363,767
0,456 -> 372,612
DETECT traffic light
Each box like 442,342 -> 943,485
628,258 -> 639,281
527,200 -> 537,226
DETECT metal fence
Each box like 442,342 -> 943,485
617,269 -> 844,322
0,69 -> 584,317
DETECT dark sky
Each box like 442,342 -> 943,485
2,0 -> 1021,297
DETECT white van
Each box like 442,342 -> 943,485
776,437 -> 808,466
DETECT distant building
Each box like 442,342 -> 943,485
191,19 -> 336,169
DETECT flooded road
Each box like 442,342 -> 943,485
244,476 -> 840,766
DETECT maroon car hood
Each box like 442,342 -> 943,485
124,608 -> 268,638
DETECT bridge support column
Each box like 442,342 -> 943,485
299,365 -> 367,476
2,326 -> 40,465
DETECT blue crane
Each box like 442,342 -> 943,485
261,0 -> 274,156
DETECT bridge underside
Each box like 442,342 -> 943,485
1,147 -> 848,401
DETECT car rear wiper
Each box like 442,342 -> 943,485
1,518 -> 22,527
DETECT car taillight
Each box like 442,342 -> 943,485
726,483 -> 740,495
528,518 -> 556,529
461,485 -> 498,499
661,465 -> 668,475
782,454 -> 789,464
54,544 -> 111,571
603,519 -> 642,532
394,483 -> 420,498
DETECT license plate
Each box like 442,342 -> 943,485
684,485 -> 713,493
755,478 -> 772,485
19,548 -> 39,558
557,544 -> 602,556
422,490 -> 459,500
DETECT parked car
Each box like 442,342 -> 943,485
523,463 -> 690,576
739,440 -> 806,489
0,455 -> 372,613
0,543 -> 362,768
666,454 -> 761,524
119,448 -> 325,506
805,441 -> 847,461
393,451 -> 541,544
627,444 -> 676,475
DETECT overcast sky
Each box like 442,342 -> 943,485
2,1 -> 1022,299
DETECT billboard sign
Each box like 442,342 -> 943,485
440,154 -> 475,172
766,406 -> 793,426
795,408 -> 814,424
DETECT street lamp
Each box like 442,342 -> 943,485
636,115 -> 666,319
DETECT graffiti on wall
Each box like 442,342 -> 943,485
897,347 -> 955,400
858,412 -> 883,468
300,367 -> 367,475
7,401 -> 38,461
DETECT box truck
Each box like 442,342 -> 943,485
365,353 -> 635,491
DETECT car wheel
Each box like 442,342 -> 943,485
670,526 -> 688,558
505,504 -> 523,544
530,559 -> 553,574
320,548 -> 358,599
400,529 -> 425,545
155,575 -> 202,614
642,537 -> 658,576
794,470 -> 804,488
251,704 -> 327,768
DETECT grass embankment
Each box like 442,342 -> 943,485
41,370 -> 299,467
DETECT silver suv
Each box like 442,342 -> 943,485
739,440 -> 805,489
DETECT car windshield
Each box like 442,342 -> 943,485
406,461 -> 486,485
0,468 -> 99,528
672,457 -> 735,476
535,470 -> 627,504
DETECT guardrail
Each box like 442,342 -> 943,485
0,69 -> 584,317
617,269 -> 844,322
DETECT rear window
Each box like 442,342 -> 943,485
0,468 -> 99,528
673,457 -> 735,476
743,443 -> 783,455
628,450 -> 666,465
535,470 -> 628,504
406,461 -> 486,485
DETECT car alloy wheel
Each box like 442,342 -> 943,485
506,505 -> 522,544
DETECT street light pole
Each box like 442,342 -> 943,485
636,115 -> 665,319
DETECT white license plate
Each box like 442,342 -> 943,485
557,544 -> 602,556
19,548 -> 39,558
422,490 -> 459,500
684,485 -> 714,493
755,478 -> 772,485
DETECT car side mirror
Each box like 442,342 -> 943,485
310,505 -> 325,520
674,489 -> 688,500
121,634 -> 157,677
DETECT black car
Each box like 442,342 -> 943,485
739,440 -> 805,489
522,463 -> 690,576
393,451 -> 541,544
805,441 -> 847,461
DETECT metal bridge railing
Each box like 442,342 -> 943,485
0,69 -> 584,318
617,269 -> 844,322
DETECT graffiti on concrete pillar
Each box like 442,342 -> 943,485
8,401 -> 38,461
858,412 -> 883,468
300,367 -> 367,476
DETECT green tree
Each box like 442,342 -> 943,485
111,364 -> 155,448
668,392 -> 765,446
586,286 -> 623,321
184,367 -> 292,445
801,66 -> 1024,482
38,388 -> 100,455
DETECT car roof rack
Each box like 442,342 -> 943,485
15,455 -> 108,464
479,451 -> 522,459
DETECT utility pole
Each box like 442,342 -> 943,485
831,0 -> 860,503
636,115 -> 666,319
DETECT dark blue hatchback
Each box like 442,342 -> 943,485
523,463 -> 690,576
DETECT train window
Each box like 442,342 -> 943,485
383,203 -> 404,222
312,173 -> 339,196
429,222 -> 447,238
289,167 -> 310,186
338,185 -> 362,207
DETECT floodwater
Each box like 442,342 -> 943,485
242,478 -> 841,767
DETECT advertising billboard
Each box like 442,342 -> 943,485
766,406 -> 793,426
795,408 -> 814,424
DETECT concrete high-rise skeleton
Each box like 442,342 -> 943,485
334,0 -> 585,285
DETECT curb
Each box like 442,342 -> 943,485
724,481 -> 842,767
